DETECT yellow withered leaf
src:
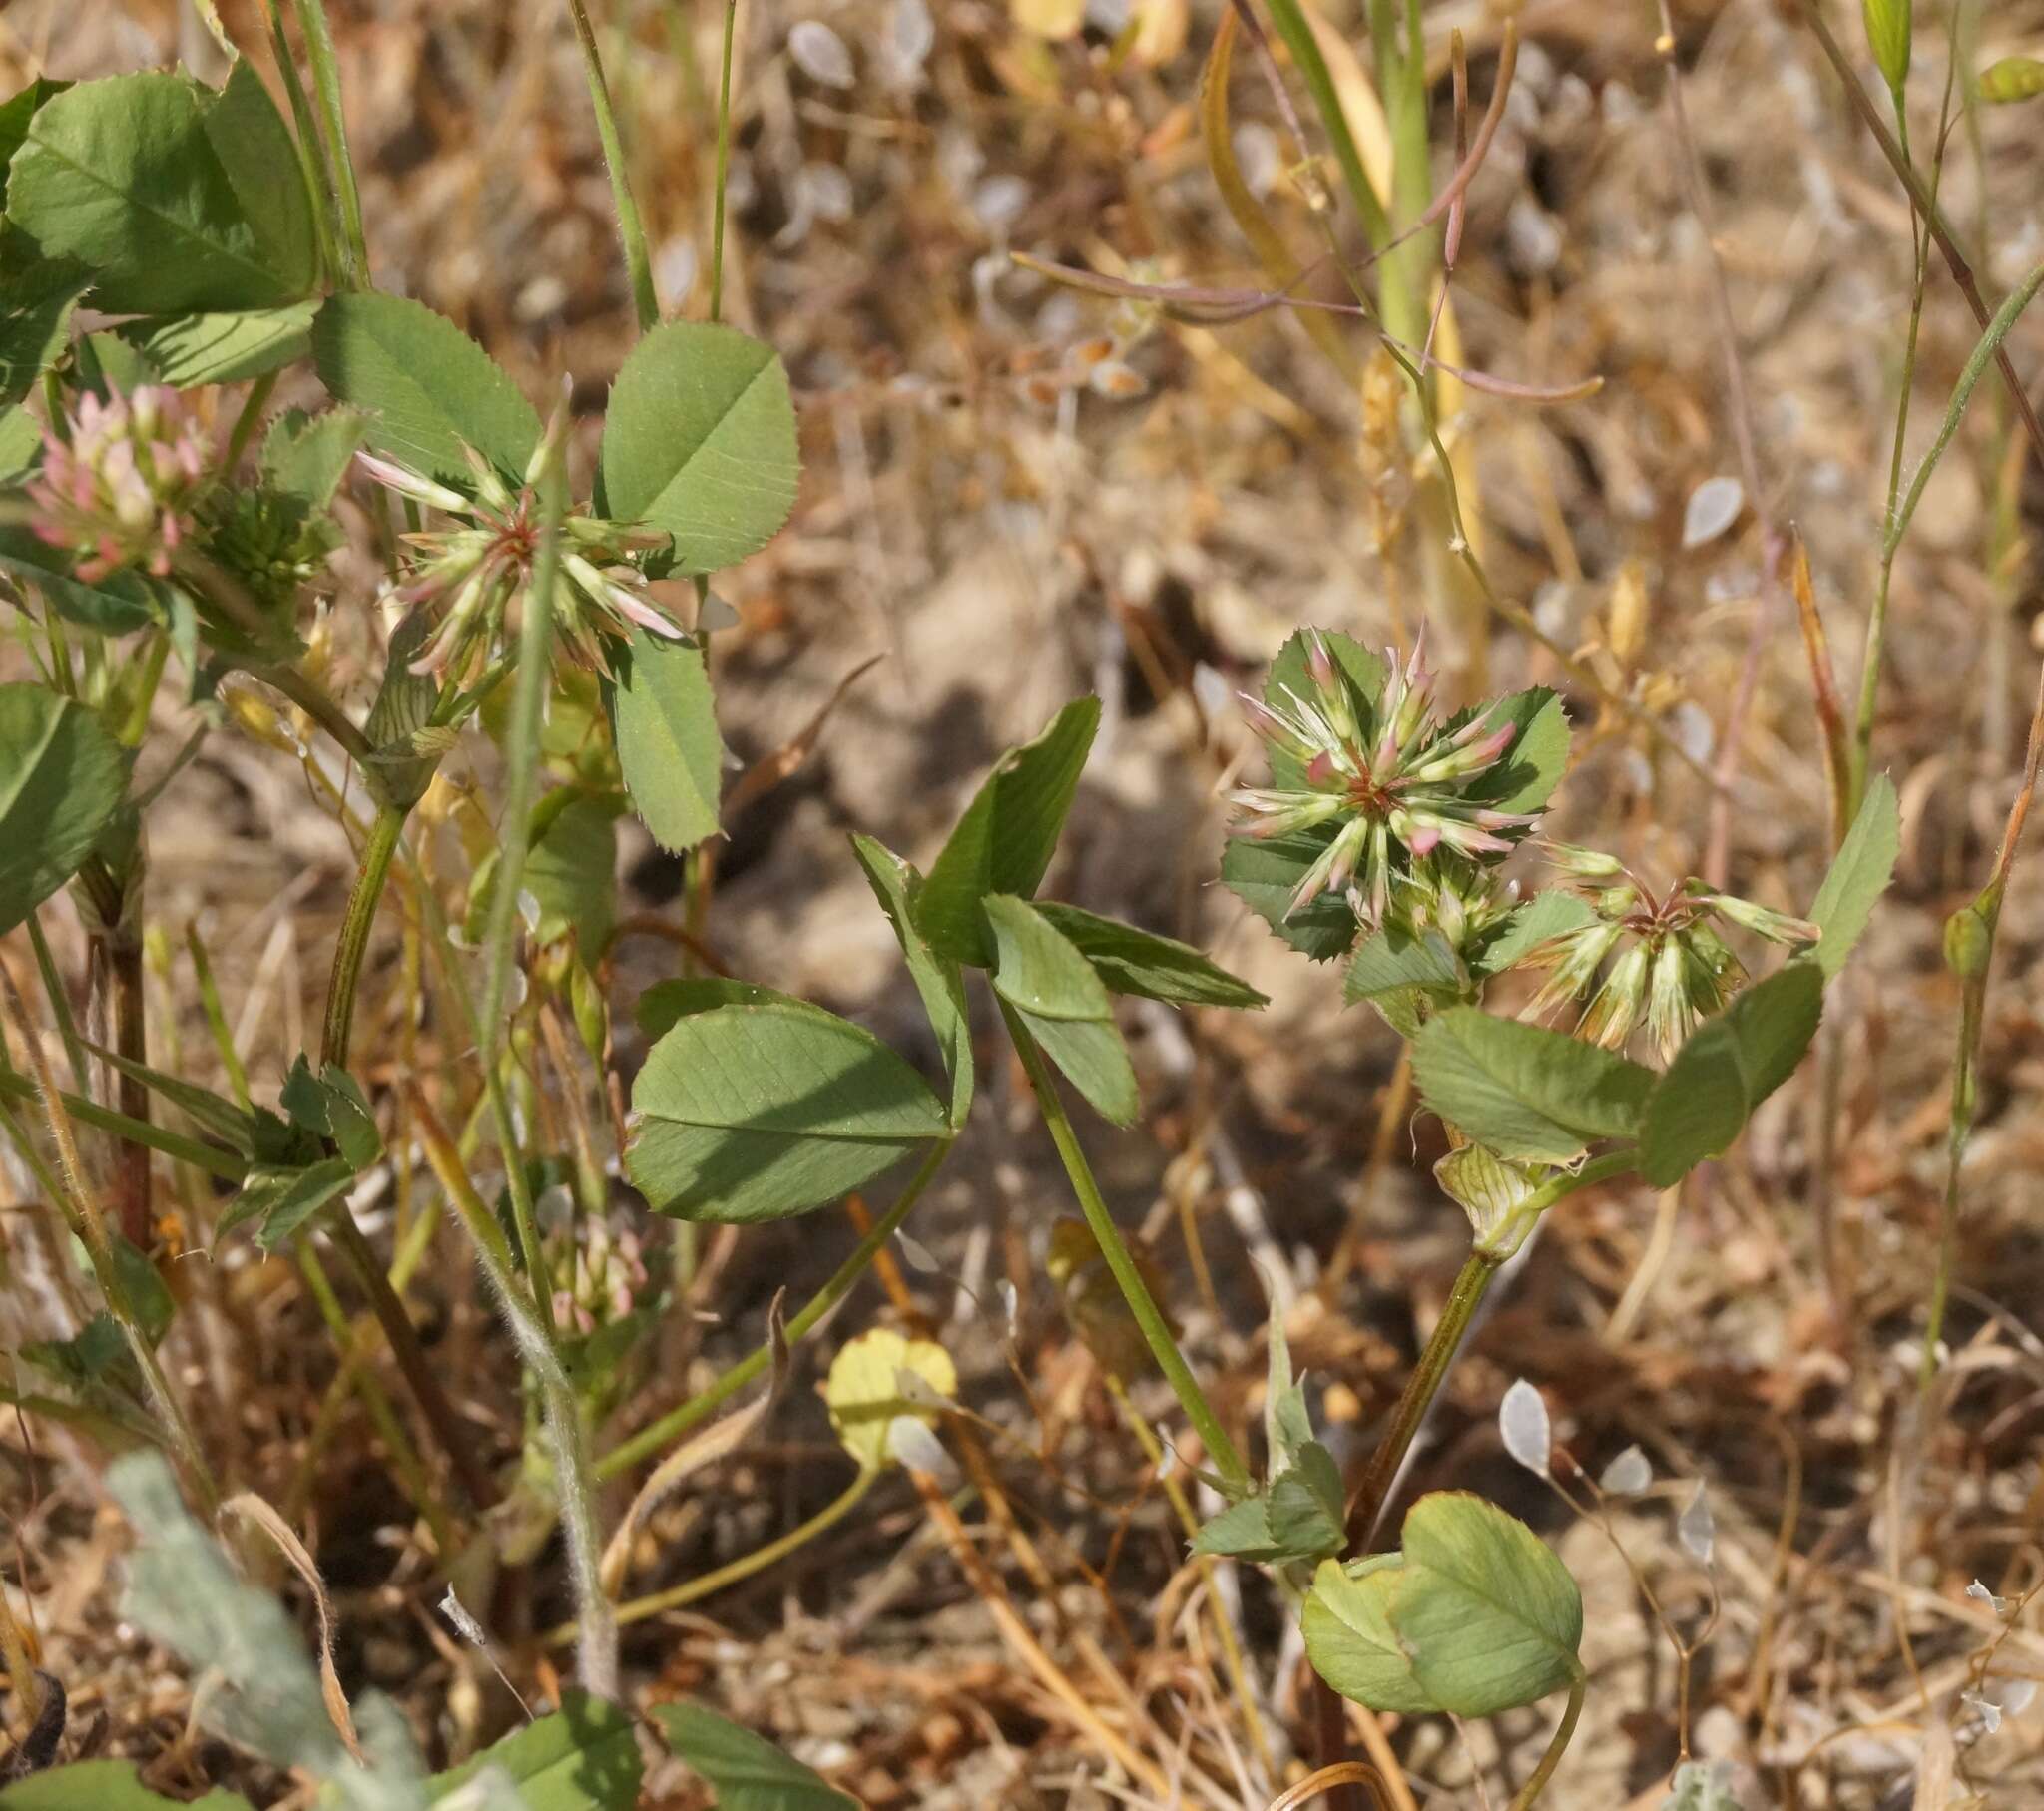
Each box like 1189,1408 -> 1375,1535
824,1327 -> 958,1471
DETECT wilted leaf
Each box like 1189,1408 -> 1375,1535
824,1326 -> 955,1471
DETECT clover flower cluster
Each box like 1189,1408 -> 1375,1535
1231,631 -> 1537,924
27,386 -> 208,584
1525,846 -> 1819,1057
358,442 -> 678,675
545,1216 -> 652,1337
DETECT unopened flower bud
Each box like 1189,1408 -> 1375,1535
1945,904 -> 1992,979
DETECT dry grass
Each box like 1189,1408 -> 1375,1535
3,0 -> 2044,1805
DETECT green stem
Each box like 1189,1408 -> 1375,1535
321,802 -> 406,1070
708,1 -> 738,322
567,0 -> 660,331
287,0 -> 370,285
256,0 -> 341,283
475,418 -> 568,1333
997,1000 -> 1249,1496
1343,1246 -> 1500,1550
597,1464 -> 878,1635
1508,1673 -> 1585,1810
596,1136 -> 954,1480
1345,1152 -> 1633,1550
417,1100 -> 615,1696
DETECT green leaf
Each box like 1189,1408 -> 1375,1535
261,405 -> 367,511
1638,964 -> 1823,1186
1637,1019 -> 1745,1191
652,1702 -> 858,1810
1451,687 -> 1570,816
0,526 -> 164,633
1267,1441 -> 1346,1560
984,893 -> 1138,1127
279,1056 -> 382,1170
7,65 -> 317,314
428,1693 -> 643,1809
1981,56 -> 2044,102
1032,901 -> 1266,1008
915,697 -> 1100,965
1390,1491 -> 1583,1717
111,1232 -> 175,1345
609,628 -> 724,853
1726,961 -> 1824,1103
0,403 -> 40,480
1190,1493 -> 1278,1559
246,1155 -> 356,1249
1344,924 -> 1464,1006
116,299 -> 316,387
627,986 -> 949,1222
309,290 -> 541,485
0,526 -> 165,632
1809,774 -> 1899,978
525,789 -> 622,955
1411,1008 -> 1654,1163
0,683 -> 128,937
1470,888 -> 1597,977
1861,0 -> 1912,98
86,1040 -> 256,1154
0,251 -> 89,408
1302,1555 -> 1438,1717
599,320 -> 800,574
634,975 -> 784,1039
0,1761 -> 253,1809
0,78 -> 70,210
1220,825 -> 1360,963
850,834 -> 974,1127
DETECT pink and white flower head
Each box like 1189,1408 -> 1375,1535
1522,855 -> 1820,1058
354,430 -> 676,677
1230,629 -> 1540,925
27,385 -> 208,584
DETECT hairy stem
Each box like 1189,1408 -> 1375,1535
321,802 -> 406,1071
415,1089 -> 616,1696
566,0 -> 659,331
709,1 -> 738,322
997,999 -> 1250,1496
287,0 -> 370,285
